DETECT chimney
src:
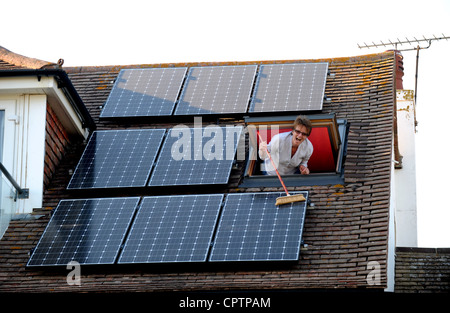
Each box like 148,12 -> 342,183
395,50 -> 404,89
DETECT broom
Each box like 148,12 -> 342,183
257,131 -> 306,206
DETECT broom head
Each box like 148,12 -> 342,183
275,194 -> 306,206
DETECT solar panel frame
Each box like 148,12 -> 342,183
148,125 -> 243,186
118,194 -> 224,264
209,192 -> 308,262
67,129 -> 166,189
249,63 -> 328,113
27,197 -> 140,267
174,65 -> 257,115
100,67 -> 188,118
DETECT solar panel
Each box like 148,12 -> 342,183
174,65 -> 257,115
249,63 -> 328,113
209,192 -> 308,262
67,129 -> 166,189
100,68 -> 187,117
27,197 -> 140,267
148,125 -> 243,186
118,194 -> 223,264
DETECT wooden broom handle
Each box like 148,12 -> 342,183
257,131 -> 290,196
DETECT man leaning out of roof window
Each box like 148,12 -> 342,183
258,115 -> 313,175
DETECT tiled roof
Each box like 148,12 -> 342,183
0,59 -> 25,70
395,247 -> 450,293
0,46 -> 57,69
0,51 -> 396,292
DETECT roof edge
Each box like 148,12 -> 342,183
0,68 -> 96,133
0,46 -> 58,69
64,51 -> 396,73
396,247 -> 450,254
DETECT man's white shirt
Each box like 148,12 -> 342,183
259,131 -> 313,175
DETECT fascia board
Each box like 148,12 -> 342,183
0,76 -> 87,138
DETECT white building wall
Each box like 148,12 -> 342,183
18,95 -> 47,213
0,94 -> 47,214
394,90 -> 418,247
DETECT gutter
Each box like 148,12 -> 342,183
0,68 -> 96,132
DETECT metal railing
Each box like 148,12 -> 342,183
0,162 -> 28,200
1,174 -> 16,238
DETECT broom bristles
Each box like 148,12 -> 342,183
275,194 -> 306,206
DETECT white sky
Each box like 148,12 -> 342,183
2,0 -> 450,247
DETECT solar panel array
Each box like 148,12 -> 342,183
174,65 -> 257,115
99,63 -> 328,117
100,68 -> 187,117
30,62 -> 320,268
148,125 -> 243,186
67,129 -> 166,189
67,125 -> 243,189
28,192 -> 308,267
249,63 -> 329,113
119,194 -> 223,264
209,192 -> 307,262
27,197 -> 140,267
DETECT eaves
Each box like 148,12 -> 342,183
0,69 -> 96,136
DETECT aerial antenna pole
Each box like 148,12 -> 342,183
357,34 -> 449,105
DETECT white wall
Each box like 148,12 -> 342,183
0,94 -> 47,214
394,90 -> 418,247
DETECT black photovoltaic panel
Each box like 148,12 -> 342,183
100,68 -> 187,117
249,63 -> 328,113
209,192 -> 308,262
27,197 -> 140,267
148,125 -> 243,186
174,65 -> 257,115
67,129 -> 166,189
118,194 -> 223,264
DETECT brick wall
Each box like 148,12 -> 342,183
44,105 -> 72,189
395,247 -> 450,293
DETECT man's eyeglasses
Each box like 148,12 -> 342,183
293,129 -> 310,137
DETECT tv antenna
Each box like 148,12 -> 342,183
357,34 -> 449,107
357,34 -> 449,51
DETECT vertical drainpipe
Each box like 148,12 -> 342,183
393,50 -> 403,169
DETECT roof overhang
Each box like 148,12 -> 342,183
0,69 -> 95,138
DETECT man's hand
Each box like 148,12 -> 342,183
300,165 -> 310,175
259,141 -> 268,153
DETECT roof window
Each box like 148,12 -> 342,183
241,114 -> 348,187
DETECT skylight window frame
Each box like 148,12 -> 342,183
240,114 -> 348,187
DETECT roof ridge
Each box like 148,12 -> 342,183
63,51 -> 396,74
